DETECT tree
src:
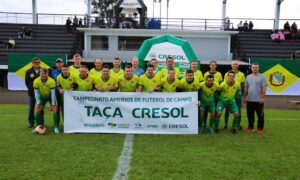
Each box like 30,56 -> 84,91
91,0 -> 118,28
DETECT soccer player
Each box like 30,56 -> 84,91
110,57 -> 124,78
50,58 -> 64,124
223,60 -> 245,129
33,68 -> 60,133
198,75 -> 219,133
161,57 -> 181,79
118,65 -> 139,92
215,71 -> 241,133
89,58 -> 103,78
203,60 -> 223,84
73,65 -> 94,91
131,57 -> 144,76
57,64 -> 75,117
25,57 -> 44,128
243,63 -> 267,134
184,60 -> 203,82
161,68 -> 179,92
138,65 -> 161,92
69,54 -> 82,76
178,70 -> 200,92
149,58 -> 162,78
94,65 -> 119,92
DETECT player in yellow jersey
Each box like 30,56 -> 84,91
203,60 -> 223,128
32,68 -> 60,134
110,57 -> 124,78
94,65 -> 119,92
178,70 -> 201,92
161,56 -> 181,79
138,65 -> 161,92
69,53 -> 82,77
118,65 -> 139,92
203,60 -> 223,84
161,68 -> 180,92
73,65 -> 94,91
149,58 -> 162,78
223,60 -> 245,130
89,58 -> 103,78
57,64 -> 75,117
215,71 -> 241,133
183,60 -> 203,82
198,75 -> 219,134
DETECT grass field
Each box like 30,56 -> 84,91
0,104 -> 299,180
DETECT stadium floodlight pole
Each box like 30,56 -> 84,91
32,0 -> 37,24
274,0 -> 284,30
87,0 -> 91,28
222,0 -> 227,30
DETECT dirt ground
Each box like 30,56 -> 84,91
0,90 -> 299,110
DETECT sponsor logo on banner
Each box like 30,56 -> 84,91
134,123 -> 142,129
162,124 -> 168,129
84,123 -> 105,127
147,124 -> 158,129
168,124 -> 189,129
108,123 -> 130,128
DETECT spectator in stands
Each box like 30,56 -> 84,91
243,21 -> 249,31
237,21 -> 243,32
224,19 -> 230,30
249,21 -> 254,31
270,30 -> 279,41
296,29 -> 300,40
24,27 -> 33,38
66,17 -> 72,33
73,15 -> 79,27
291,22 -> 298,33
79,18 -> 83,27
6,36 -> 15,49
284,21 -> 290,32
18,26 -> 25,38
131,57 -> 144,76
278,30 -> 285,41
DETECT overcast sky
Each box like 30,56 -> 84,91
0,0 -> 299,28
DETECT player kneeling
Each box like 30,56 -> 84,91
32,68 -> 60,134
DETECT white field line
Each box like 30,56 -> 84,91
112,134 -> 135,180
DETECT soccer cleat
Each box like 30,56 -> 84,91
224,124 -> 228,129
256,129 -> 264,134
28,123 -> 34,128
53,127 -> 60,134
214,128 -> 219,133
237,126 -> 243,130
208,128 -> 215,134
244,128 -> 254,132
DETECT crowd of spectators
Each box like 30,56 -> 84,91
237,20 -> 254,32
65,16 -> 84,33
270,21 -> 300,42
17,26 -> 33,38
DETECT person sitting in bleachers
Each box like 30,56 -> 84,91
24,27 -> 33,38
6,36 -> 15,49
270,30 -> 278,40
278,30 -> 285,41
291,22 -> 298,33
237,21 -> 243,32
284,21 -> 290,32
17,26 -> 25,38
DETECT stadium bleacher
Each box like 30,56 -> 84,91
0,23 -> 83,66
236,30 -> 300,59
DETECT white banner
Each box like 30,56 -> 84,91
64,91 -> 198,134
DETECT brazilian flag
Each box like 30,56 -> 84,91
251,58 -> 300,95
8,54 -> 66,90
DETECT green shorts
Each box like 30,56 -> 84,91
216,99 -> 238,113
200,101 -> 216,113
38,96 -> 57,107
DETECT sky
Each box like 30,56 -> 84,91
0,0 -> 299,28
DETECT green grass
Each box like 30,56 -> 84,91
0,104 -> 125,180
0,104 -> 299,179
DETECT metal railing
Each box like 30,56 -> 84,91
1,12 -> 300,30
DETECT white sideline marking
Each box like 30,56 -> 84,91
113,134 -> 134,180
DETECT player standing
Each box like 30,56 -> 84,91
118,65 -> 139,92
94,65 -> 119,92
138,65 -> 161,92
